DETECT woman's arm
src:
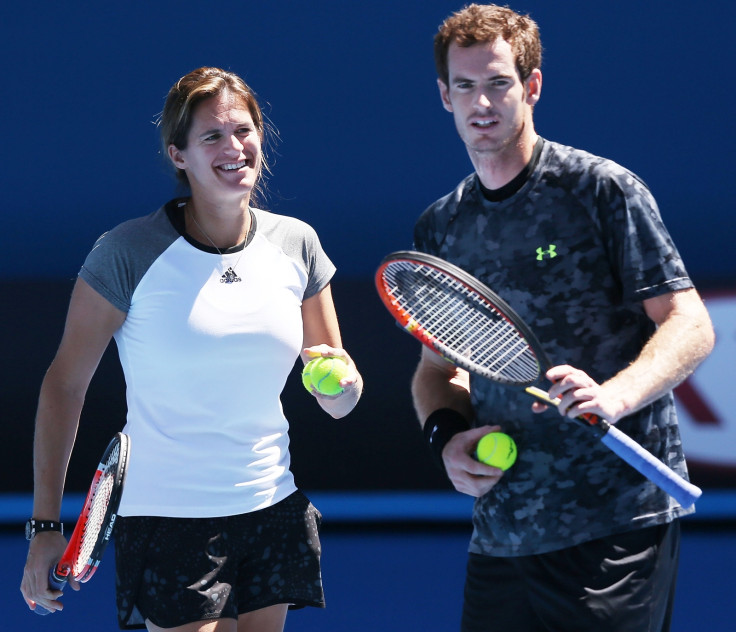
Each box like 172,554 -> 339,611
21,278 -> 126,612
301,284 -> 362,419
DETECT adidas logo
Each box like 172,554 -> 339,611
220,267 -> 242,284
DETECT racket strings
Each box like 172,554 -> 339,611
72,444 -> 120,576
386,263 -> 541,384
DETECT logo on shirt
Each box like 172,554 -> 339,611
536,245 -> 558,261
220,267 -> 242,284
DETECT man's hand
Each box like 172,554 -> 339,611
443,425 -> 506,497
545,365 -> 628,423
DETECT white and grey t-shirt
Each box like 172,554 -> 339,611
80,199 -> 335,518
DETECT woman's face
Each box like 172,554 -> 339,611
168,91 -> 262,205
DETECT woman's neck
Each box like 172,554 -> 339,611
185,197 -> 251,249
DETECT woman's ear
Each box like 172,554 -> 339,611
168,144 -> 186,170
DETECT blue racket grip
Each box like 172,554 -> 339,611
600,424 -> 702,508
33,569 -> 68,616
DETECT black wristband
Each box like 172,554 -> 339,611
423,408 -> 471,472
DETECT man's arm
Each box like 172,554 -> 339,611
411,346 -> 505,496
547,288 -> 715,423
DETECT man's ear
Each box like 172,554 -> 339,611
525,69 -> 542,106
438,78 -> 453,113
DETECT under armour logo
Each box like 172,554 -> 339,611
536,245 -> 557,261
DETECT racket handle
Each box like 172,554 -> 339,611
524,386 -> 702,507
33,568 -> 68,616
600,424 -> 702,508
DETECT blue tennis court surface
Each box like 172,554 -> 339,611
3,517 -> 734,630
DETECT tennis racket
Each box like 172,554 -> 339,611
35,432 -> 130,615
375,250 -> 701,508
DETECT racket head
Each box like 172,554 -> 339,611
56,432 -> 130,583
375,251 -> 551,387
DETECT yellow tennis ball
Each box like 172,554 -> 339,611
308,357 -> 349,395
476,432 -> 517,470
301,358 -> 320,392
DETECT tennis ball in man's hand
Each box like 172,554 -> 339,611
476,432 -> 517,470
302,357 -> 349,395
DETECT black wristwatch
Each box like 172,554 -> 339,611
25,518 -> 64,541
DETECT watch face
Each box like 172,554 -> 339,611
25,520 -> 33,540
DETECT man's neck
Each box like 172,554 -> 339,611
471,131 -> 538,191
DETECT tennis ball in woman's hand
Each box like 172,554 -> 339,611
301,358 -> 319,390
302,357 -> 349,395
476,432 -> 517,470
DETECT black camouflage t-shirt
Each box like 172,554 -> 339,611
414,139 -> 695,556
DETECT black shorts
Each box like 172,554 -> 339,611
462,521 -> 680,632
114,491 -> 325,629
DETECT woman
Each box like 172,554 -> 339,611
20,66 -> 363,632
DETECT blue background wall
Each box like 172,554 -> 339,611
1,0 -> 734,284
1,1 -> 735,496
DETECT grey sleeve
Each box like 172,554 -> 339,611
78,208 -> 180,312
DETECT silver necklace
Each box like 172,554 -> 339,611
187,206 -> 245,284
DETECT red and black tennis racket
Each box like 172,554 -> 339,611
375,250 -> 701,508
35,432 -> 130,615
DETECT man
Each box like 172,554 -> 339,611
411,5 -> 714,631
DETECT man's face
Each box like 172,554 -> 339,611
439,38 -> 540,159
